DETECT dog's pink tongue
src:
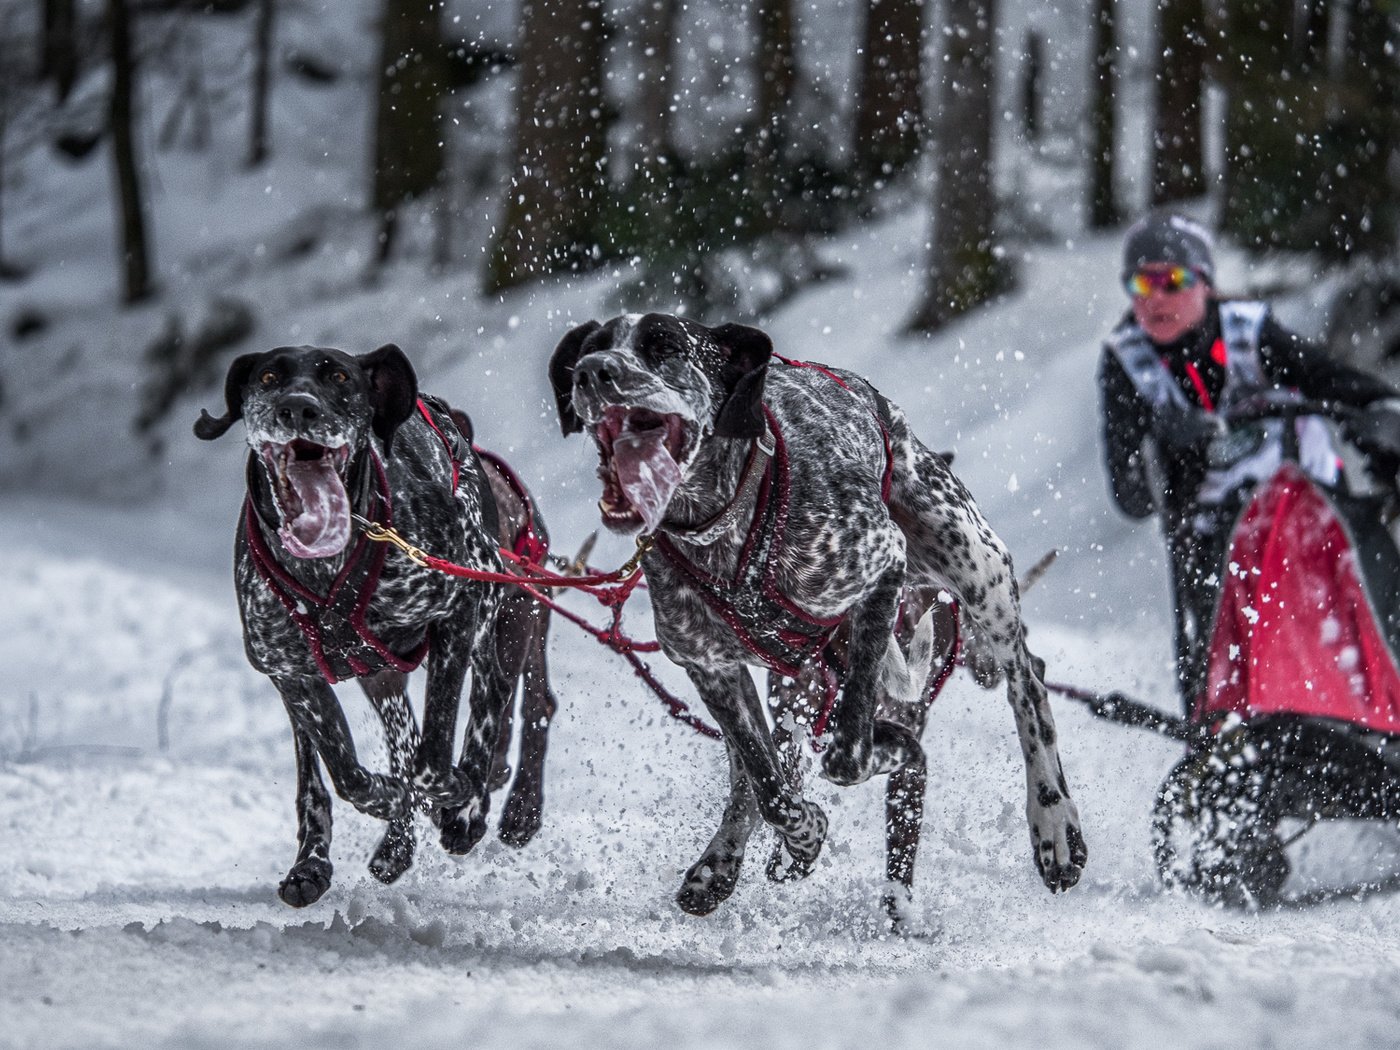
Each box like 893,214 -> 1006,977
613,430 -> 682,532
278,457 -> 352,559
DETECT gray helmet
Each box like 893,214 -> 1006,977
1121,212 -> 1215,285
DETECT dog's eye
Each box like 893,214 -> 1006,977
330,370 -> 348,383
259,370 -> 277,385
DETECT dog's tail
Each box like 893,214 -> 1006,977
878,608 -> 941,723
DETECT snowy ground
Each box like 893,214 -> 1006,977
8,209 -> 1400,1049
7,2 -> 1400,1045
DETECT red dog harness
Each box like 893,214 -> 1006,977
655,408 -> 845,676
653,363 -> 896,678
245,397 -> 521,686
245,448 -> 429,684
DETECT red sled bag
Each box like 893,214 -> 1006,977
1200,463 -> 1400,733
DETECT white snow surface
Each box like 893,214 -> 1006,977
8,217 -> 1400,1049
6,3 -> 1400,1046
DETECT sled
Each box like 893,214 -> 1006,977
1068,394 -> 1400,906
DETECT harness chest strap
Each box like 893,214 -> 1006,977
653,359 -> 898,679
245,448 -> 428,685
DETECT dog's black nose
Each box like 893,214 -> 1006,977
573,356 -> 618,392
276,394 -> 321,429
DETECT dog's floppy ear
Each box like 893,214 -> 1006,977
448,407 -> 474,445
548,321 -> 601,436
358,344 -> 418,454
710,322 -> 774,439
194,352 -> 262,440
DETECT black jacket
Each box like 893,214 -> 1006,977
1099,301 -> 1395,524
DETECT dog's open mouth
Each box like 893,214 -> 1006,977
260,439 -> 353,558
594,406 -> 689,532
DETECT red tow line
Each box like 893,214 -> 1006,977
354,516 -> 722,739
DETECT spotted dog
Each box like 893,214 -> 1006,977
549,313 -> 1087,916
196,344 -> 556,906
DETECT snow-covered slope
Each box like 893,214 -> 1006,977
6,2 -> 1400,1046
8,205 -> 1400,1048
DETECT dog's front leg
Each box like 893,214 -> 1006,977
278,722 -> 334,907
677,732 -> 762,915
691,665 -> 828,887
822,569 -> 924,787
430,633 -> 516,855
413,622 -> 476,812
359,670 -> 420,885
275,676 -> 411,821
498,600 -> 557,848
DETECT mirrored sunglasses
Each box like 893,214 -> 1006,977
1124,266 -> 1200,297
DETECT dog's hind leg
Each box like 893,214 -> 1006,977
879,600 -> 946,926
498,600 -> 557,848
278,723 -> 334,908
359,670 -> 420,885
276,676 -> 411,822
415,629 -> 474,803
764,719 -> 817,882
883,759 -> 927,926
677,733 -> 762,915
891,440 -> 1087,892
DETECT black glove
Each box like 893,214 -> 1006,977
1345,400 -> 1400,479
1150,404 -> 1221,452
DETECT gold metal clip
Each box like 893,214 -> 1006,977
353,513 -> 430,568
616,533 -> 656,578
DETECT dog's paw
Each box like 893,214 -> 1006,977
765,835 -> 820,883
346,773 -> 411,822
676,854 -> 743,916
870,719 -> 924,776
820,733 -> 873,786
413,766 -> 478,809
437,801 -> 489,856
1029,794 -> 1088,893
766,799 -> 828,882
368,820 -> 416,884
278,859 -> 333,908
498,789 -> 543,849
881,882 -> 914,932
487,759 -> 512,793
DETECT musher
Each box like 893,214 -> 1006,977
1098,211 -> 1400,713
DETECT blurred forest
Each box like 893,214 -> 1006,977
0,0 -> 1398,436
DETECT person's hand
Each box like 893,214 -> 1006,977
1344,398 -> 1400,479
1150,404 -> 1221,451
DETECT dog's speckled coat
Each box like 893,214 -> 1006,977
197,344 -> 556,906
550,313 -> 1087,915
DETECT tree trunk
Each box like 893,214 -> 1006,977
1217,0 -> 1298,247
0,34 -> 11,279
372,0 -> 446,264
1294,0 -> 1329,75
634,0 -> 679,168
1087,0 -> 1121,228
246,0 -> 275,168
108,0 -> 154,305
1149,0 -> 1206,204
1021,30 -> 1043,144
1316,0 -> 1400,259
747,0 -> 798,232
42,0 -> 79,105
851,0 -> 925,184
907,0 -> 1012,333
486,0 -> 606,290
